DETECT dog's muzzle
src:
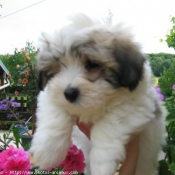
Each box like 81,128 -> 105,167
64,87 -> 79,103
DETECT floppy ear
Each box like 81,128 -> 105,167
38,71 -> 48,91
113,40 -> 146,91
36,33 -> 61,91
36,48 -> 58,90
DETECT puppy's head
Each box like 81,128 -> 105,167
36,14 -> 146,111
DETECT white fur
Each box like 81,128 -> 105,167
30,14 -> 166,175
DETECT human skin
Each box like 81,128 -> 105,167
76,121 -> 139,175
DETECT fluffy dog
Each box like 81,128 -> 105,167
30,14 -> 166,175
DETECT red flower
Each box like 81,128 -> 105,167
22,78 -> 28,84
7,74 -> 11,79
59,144 -> 85,174
24,70 -> 29,76
14,91 -> 19,96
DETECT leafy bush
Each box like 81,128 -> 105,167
159,60 -> 175,97
159,16 -> 175,175
166,17 -> 175,49
0,42 -> 39,112
159,85 -> 175,175
147,53 -> 175,77
0,42 -> 36,79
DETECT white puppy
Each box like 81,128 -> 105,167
30,14 -> 166,175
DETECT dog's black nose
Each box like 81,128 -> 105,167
64,88 -> 79,103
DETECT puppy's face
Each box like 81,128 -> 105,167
36,18 -> 145,112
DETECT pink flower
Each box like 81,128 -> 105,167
159,93 -> 164,101
0,146 -> 31,174
59,144 -> 85,174
5,158 -> 31,174
154,86 -> 164,101
154,86 -> 161,93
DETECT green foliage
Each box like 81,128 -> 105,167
0,42 -> 36,78
147,53 -> 175,77
166,17 -> 175,49
159,160 -> 169,175
160,89 -> 175,175
159,60 -> 175,97
0,42 -> 38,112
159,16 -> 175,175
13,127 -> 20,148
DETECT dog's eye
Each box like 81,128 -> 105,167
85,59 -> 101,70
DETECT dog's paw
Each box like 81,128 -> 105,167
90,160 -> 117,175
30,132 -> 70,169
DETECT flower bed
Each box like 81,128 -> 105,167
0,144 -> 85,175
0,97 -> 31,130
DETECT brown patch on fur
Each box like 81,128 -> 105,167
36,52 -> 61,90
